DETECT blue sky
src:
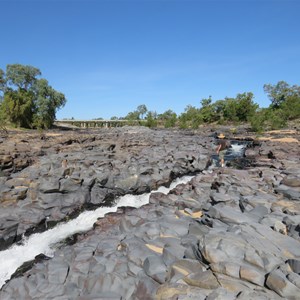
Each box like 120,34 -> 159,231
1,0 -> 299,120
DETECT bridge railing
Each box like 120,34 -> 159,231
54,119 -> 147,128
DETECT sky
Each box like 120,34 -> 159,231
1,0 -> 299,120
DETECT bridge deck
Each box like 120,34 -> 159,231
55,120 -> 146,128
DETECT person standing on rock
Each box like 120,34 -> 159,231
216,133 -> 231,167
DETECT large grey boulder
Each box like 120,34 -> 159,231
266,268 -> 300,299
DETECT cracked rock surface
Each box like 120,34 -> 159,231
1,126 -> 300,299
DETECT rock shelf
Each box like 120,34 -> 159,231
0,127 -> 211,251
0,126 -> 300,299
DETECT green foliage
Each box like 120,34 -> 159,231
200,97 -> 212,107
262,81 -> 300,126
264,81 -> 300,110
120,82 -> 298,130
0,64 -> 66,129
199,97 -> 216,123
0,102 -> 8,133
158,109 -> 177,128
234,92 -> 258,122
32,79 -> 66,129
179,93 -> 259,127
281,94 -> 300,120
125,110 -> 140,120
145,111 -> 158,128
212,99 -> 226,122
178,117 -> 188,129
267,109 -> 287,130
222,98 -> 238,122
250,108 -> 287,132
179,105 -> 202,129
2,89 -> 34,128
0,69 -> 5,94
249,109 -> 267,132
165,117 -> 177,128
6,64 -> 41,90
137,104 -> 148,119
125,104 -> 148,120
215,93 -> 258,124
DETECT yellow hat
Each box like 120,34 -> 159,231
218,133 -> 225,139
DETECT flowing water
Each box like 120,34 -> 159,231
210,140 -> 250,168
0,140 -> 249,289
0,176 -> 193,288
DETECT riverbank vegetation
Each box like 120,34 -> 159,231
123,81 -> 300,132
0,64 -> 299,132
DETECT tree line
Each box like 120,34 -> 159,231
1,63 -> 299,132
121,81 -> 300,132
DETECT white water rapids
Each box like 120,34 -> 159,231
0,175 -> 193,288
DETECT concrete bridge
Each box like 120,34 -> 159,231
54,119 -> 147,128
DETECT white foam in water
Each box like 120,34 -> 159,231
230,143 -> 245,154
0,175 -> 193,288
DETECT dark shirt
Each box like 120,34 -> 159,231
218,139 -> 231,151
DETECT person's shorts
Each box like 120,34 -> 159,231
219,150 -> 226,160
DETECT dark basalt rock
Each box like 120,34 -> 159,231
1,126 -> 300,299
0,127 -> 214,251
9,253 -> 51,281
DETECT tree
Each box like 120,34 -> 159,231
124,104 -> 148,120
145,111 -> 158,128
0,64 -> 66,128
250,107 -> 287,132
137,104 -> 148,119
212,93 -> 258,123
6,64 -> 41,90
249,108 -> 267,132
199,97 -> 215,123
264,81 -> 300,109
32,79 -> 66,128
212,99 -> 226,123
200,97 -> 212,107
2,89 -> 34,127
264,81 -> 300,122
158,109 -> 177,128
179,105 -> 202,129
281,94 -> 300,120
234,92 -> 258,122
125,110 -> 140,120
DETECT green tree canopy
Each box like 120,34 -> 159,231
199,96 -> 215,123
6,64 -> 41,90
179,105 -> 202,129
281,94 -> 300,120
145,111 -> 158,128
158,109 -> 177,128
0,64 -> 66,128
137,104 -> 148,119
2,89 -> 34,127
32,78 -> 66,128
125,110 -> 140,120
234,92 -> 258,122
264,81 -> 300,109
125,104 -> 148,120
